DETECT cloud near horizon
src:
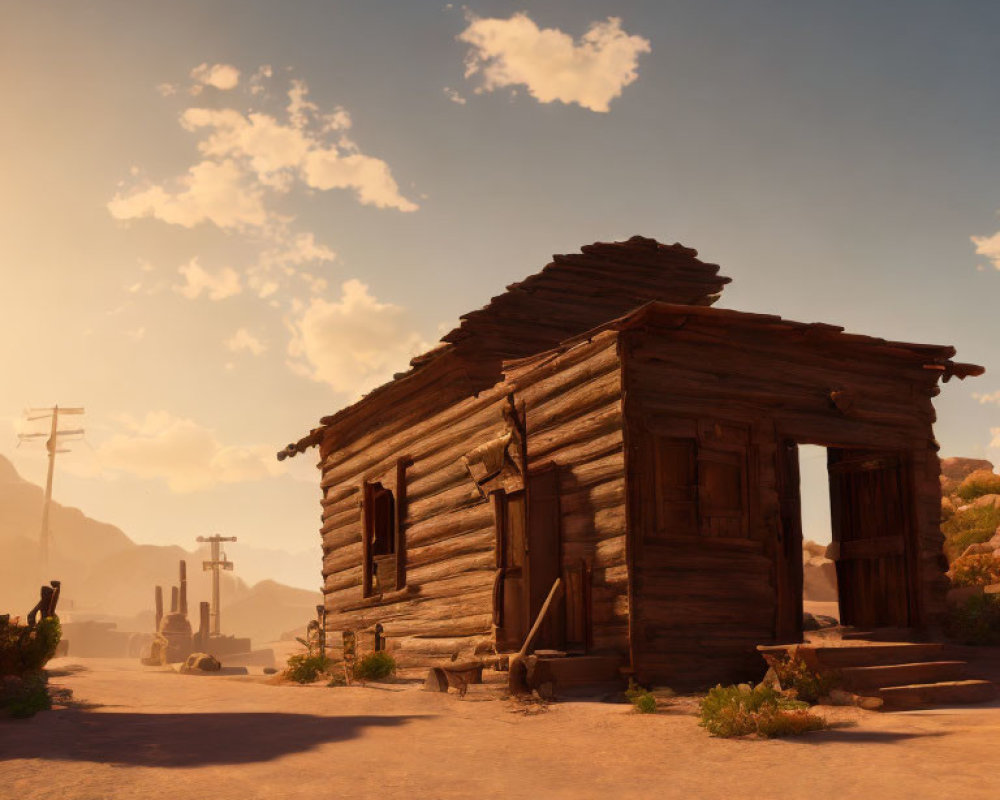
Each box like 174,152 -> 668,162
98,411 -> 285,493
190,62 -> 241,92
972,229 -> 1000,270
459,13 -> 651,112
286,279 -> 429,396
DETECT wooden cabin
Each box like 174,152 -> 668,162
278,236 -> 982,689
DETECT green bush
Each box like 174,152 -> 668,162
946,594 -> 1000,645
625,679 -> 658,713
352,651 -> 396,681
950,554 -> 1000,587
283,653 -> 332,684
0,617 -> 61,677
942,505 -> 1000,562
699,683 -> 825,739
956,470 -> 1000,502
1,672 -> 51,719
764,652 -> 840,704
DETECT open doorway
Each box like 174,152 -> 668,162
798,445 -> 840,629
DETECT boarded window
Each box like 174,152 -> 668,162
652,437 -> 698,538
650,422 -> 750,540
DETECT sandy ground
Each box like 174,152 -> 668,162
2,657 -> 1000,800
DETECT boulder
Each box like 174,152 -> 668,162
183,652 -> 221,672
941,457 -> 995,483
803,557 -> 838,602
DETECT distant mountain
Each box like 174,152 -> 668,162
0,455 -> 320,646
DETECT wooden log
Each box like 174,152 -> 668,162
322,542 -> 363,576
407,551 -> 496,585
527,369 -> 623,436
322,521 -> 363,553
320,391 -> 507,489
407,484 -> 485,525
406,503 -> 496,549
406,527 -> 495,570
529,402 -> 623,463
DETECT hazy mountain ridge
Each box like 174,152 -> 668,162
0,455 -> 320,645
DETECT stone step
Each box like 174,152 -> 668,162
806,642 -> 945,669
878,679 -> 998,710
839,661 -> 967,691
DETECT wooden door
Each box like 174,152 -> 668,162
527,466 -> 563,649
827,449 -> 913,628
495,490 -> 528,651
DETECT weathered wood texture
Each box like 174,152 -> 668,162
621,311 -> 949,689
319,384 -> 510,667
509,333 -> 629,653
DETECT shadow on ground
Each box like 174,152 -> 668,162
0,710 -> 427,766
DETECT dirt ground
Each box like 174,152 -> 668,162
2,656 -> 1000,800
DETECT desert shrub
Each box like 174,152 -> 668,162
0,618 -> 61,677
950,554 -> 1000,587
352,651 -> 396,681
764,652 -> 840,704
956,470 -> 1000,502
1,672 -> 51,719
946,594 -> 1000,645
625,679 -> 658,713
699,683 -> 824,739
942,504 -> 1000,561
284,653 -> 332,684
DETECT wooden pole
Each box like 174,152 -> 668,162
154,586 -> 163,631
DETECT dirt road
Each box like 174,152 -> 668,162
2,657 -> 999,800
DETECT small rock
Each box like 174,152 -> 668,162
828,689 -> 856,706
855,695 -> 884,711
422,667 -> 449,693
184,652 -> 221,672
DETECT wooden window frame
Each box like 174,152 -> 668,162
361,458 -> 409,598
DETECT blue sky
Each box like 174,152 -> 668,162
2,1 -> 998,587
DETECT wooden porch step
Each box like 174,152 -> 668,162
839,661 -> 967,691
807,642 -> 945,669
840,627 -> 925,642
878,679 -> 998,710
537,654 -> 625,687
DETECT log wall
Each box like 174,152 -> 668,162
507,331 -> 630,653
621,318 -> 946,689
318,385 -> 511,666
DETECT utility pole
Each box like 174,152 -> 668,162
196,534 -> 236,636
17,405 -> 85,576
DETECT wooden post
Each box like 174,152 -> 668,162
178,560 -> 188,618
199,602 -> 210,650
154,586 -> 163,631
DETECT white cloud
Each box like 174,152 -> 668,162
124,326 -> 146,341
991,427 -> 1000,448
175,258 -> 242,300
974,390 -> 1000,405
98,411 -> 284,492
108,158 -> 267,230
459,13 -> 651,113
110,72 -> 417,241
190,62 -> 241,91
286,279 -> 429,395
225,328 -> 266,356
443,86 -> 467,105
157,83 -> 178,97
972,230 -> 1000,269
